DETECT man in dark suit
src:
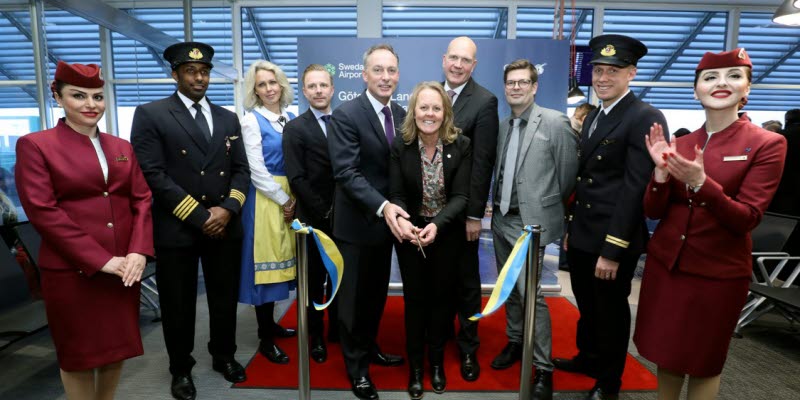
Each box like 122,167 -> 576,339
282,63 -> 338,364
130,42 -> 250,400
328,43 -> 409,400
440,36 -> 499,382
556,35 -> 668,400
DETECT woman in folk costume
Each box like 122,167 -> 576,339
15,61 -> 153,399
634,48 -> 787,399
238,60 -> 298,364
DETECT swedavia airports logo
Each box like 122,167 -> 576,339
324,63 -> 336,77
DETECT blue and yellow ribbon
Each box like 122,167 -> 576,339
290,219 -> 343,310
469,225 -> 536,321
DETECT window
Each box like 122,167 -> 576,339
383,7 -> 507,38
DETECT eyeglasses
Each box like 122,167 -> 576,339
505,79 -> 533,89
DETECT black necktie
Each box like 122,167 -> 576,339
192,103 -> 211,142
320,114 -> 331,124
588,111 -> 605,138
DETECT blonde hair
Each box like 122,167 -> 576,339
243,60 -> 294,111
401,81 -> 461,145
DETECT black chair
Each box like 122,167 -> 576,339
736,212 -> 800,334
0,237 -> 47,351
14,222 -> 41,269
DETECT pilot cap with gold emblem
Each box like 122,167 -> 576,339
163,41 -> 215,70
588,34 -> 647,68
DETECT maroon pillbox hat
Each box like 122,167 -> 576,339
696,48 -> 752,72
53,60 -> 104,88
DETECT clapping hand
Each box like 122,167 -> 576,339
666,145 -> 706,189
644,122 -> 674,183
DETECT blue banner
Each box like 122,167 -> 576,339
297,37 -> 569,117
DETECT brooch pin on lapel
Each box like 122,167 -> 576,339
745,147 -> 752,153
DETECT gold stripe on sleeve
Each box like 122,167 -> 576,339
605,234 -> 630,249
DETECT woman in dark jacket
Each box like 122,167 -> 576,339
16,61 -> 154,399
389,81 -> 471,399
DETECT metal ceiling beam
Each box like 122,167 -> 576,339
125,9 -> 174,77
753,40 -> 800,84
44,0 -> 236,79
569,9 -> 589,43
1,11 -> 59,65
639,12 -> 714,99
494,8 -> 508,39
243,7 -> 270,62
0,65 -> 38,100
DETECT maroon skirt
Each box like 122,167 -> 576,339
633,261 -> 749,377
41,268 -> 143,371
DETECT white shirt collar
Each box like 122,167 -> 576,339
600,90 -> 630,115
444,80 -> 467,96
310,107 -> 329,120
176,90 -> 210,112
255,106 -> 289,122
365,90 -> 390,115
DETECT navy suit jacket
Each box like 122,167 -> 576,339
282,108 -> 335,230
568,91 -> 667,261
328,91 -> 406,245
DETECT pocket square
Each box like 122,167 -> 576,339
534,133 -> 549,141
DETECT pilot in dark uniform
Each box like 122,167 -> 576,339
130,42 -> 250,400
554,34 -> 668,400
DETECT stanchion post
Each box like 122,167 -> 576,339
519,225 -> 542,400
296,230 -> 311,400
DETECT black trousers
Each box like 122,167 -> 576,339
567,247 -> 639,393
155,237 -> 242,375
396,221 -> 461,366
454,238 -> 482,354
307,237 -> 338,339
336,239 -> 393,379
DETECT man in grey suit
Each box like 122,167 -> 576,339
490,59 -> 579,400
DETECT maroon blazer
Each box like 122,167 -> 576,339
644,115 -> 787,280
16,119 -> 154,276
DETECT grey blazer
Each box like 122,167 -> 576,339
493,102 -> 579,245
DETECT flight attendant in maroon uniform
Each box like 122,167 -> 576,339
15,61 -> 154,400
634,49 -> 787,399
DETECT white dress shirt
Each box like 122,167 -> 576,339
176,91 -> 214,137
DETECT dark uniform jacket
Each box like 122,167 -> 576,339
568,91 -> 667,261
131,93 -> 250,247
446,78 -> 499,219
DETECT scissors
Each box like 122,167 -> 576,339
413,230 -> 426,259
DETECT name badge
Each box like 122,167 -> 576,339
723,155 -> 747,162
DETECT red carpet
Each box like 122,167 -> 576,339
235,296 -> 657,392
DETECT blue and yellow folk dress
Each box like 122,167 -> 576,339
238,107 -> 297,305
